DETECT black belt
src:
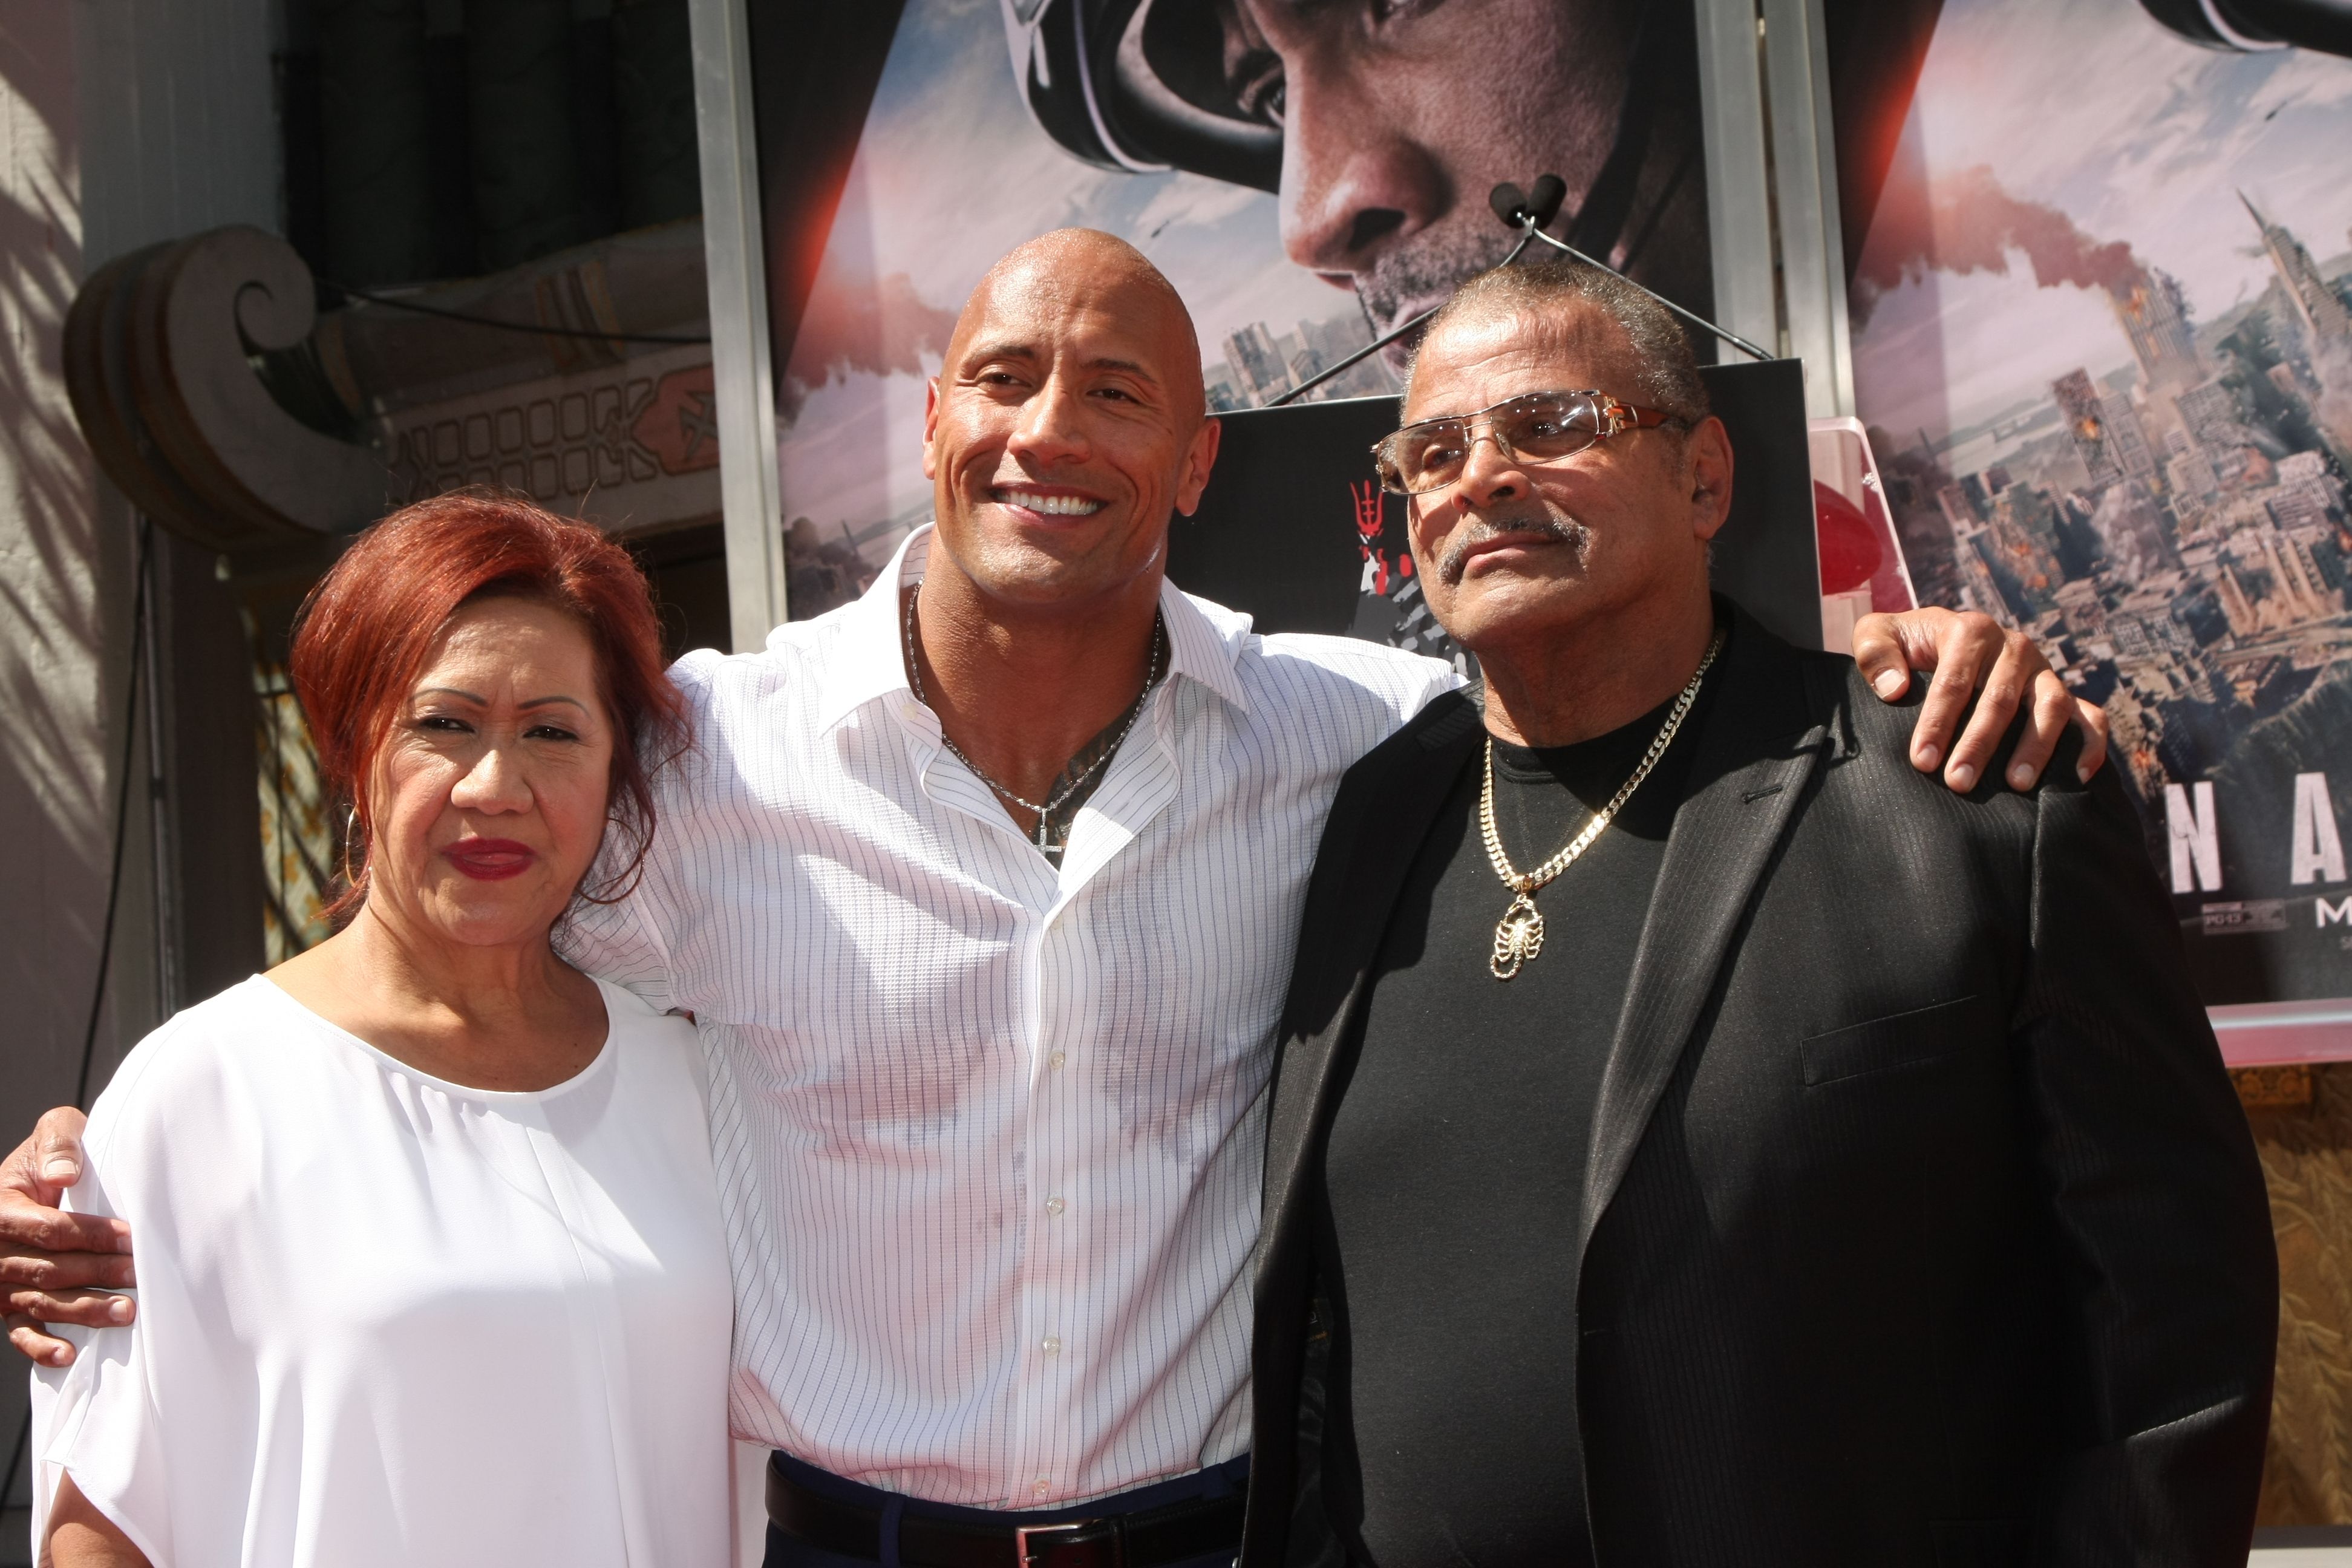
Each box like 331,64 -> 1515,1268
766,1459 -> 1245,1568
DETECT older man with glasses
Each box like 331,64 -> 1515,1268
1241,256 -> 2278,1568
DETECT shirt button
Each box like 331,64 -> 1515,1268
1047,1050 -> 1067,1071
1045,1197 -> 1067,1217
1041,1334 -> 1062,1354
1033,1478 -> 1052,1499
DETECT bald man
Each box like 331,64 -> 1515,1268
2,231 -> 2093,1568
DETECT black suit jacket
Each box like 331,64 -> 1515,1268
1243,608 -> 2278,1568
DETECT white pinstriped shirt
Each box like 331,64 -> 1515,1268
560,527 -> 1457,1509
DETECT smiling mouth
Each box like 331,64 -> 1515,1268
993,486 -> 1106,518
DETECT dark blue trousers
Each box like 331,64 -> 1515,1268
761,1451 -> 1249,1568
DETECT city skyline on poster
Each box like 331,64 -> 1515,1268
1846,0 -> 2352,1002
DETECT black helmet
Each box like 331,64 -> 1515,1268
2135,0 -> 2352,54
1001,0 -> 1282,193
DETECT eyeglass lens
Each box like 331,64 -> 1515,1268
1382,392 -> 1606,494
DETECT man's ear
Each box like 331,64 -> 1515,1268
1687,416 -> 1734,543
920,377 -> 942,480
1173,415 -> 1224,517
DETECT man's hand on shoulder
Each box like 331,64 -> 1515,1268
0,1106 -> 134,1366
1851,607 -> 2109,794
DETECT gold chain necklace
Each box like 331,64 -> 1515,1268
1480,629 -> 1723,980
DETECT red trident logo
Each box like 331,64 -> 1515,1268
1351,480 -> 1390,595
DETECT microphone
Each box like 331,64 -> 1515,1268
1526,174 -> 1567,229
1484,178 -> 1564,234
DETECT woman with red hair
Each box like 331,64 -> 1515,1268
31,494 -> 729,1567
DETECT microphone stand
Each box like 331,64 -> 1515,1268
1267,229 -> 1537,407
1266,178 -> 1771,408
1516,223 -> 1774,362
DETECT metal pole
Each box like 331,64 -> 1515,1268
688,0 -> 788,651
1759,0 -> 1857,416
140,528 -> 175,1016
1693,0 -> 1779,361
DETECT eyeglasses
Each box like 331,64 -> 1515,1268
1371,390 -> 1688,495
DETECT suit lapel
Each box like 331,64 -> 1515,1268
1260,691 -> 1485,1255
1579,621 -> 1835,1252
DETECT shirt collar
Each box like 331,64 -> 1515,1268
808,526 -> 929,736
806,523 -> 1255,734
1154,573 -> 1253,714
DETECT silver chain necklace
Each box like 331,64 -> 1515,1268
1480,628 -> 1723,980
903,579 -> 1166,850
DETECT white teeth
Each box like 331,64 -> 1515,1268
997,490 -> 1103,517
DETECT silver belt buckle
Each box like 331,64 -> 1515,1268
1014,1518 -> 1099,1566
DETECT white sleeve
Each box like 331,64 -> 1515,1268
556,653 -> 722,1012
558,878 -> 681,1014
1405,653 -> 1469,714
1257,633 -> 1465,730
30,1063 -> 174,1567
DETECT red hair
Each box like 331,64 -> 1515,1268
290,491 -> 690,923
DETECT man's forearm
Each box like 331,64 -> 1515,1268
44,1474 -> 151,1568
2,1109 -> 136,1367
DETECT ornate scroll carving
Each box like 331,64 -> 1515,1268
65,226 -> 392,555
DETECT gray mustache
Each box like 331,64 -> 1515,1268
1437,515 -> 1593,586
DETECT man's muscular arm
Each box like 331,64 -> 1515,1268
1854,607 -> 2109,792
2,1108 -> 134,1366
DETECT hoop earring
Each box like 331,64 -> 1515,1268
339,802 -> 370,897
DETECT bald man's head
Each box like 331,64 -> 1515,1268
921,229 -> 1224,615
952,229 -> 1207,425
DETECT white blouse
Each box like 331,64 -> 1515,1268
30,975 -> 733,1567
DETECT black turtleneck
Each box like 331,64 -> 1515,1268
1311,645 -> 1723,1568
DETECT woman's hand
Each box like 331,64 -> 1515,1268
1851,607 -> 2109,792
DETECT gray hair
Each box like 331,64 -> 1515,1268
1400,257 -> 1711,426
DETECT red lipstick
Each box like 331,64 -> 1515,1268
441,838 -> 537,881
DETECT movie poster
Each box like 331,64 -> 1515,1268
1834,0 -> 2352,1005
746,0 -> 1714,638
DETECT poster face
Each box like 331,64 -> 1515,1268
1837,0 -> 2352,1004
750,0 -> 1714,626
